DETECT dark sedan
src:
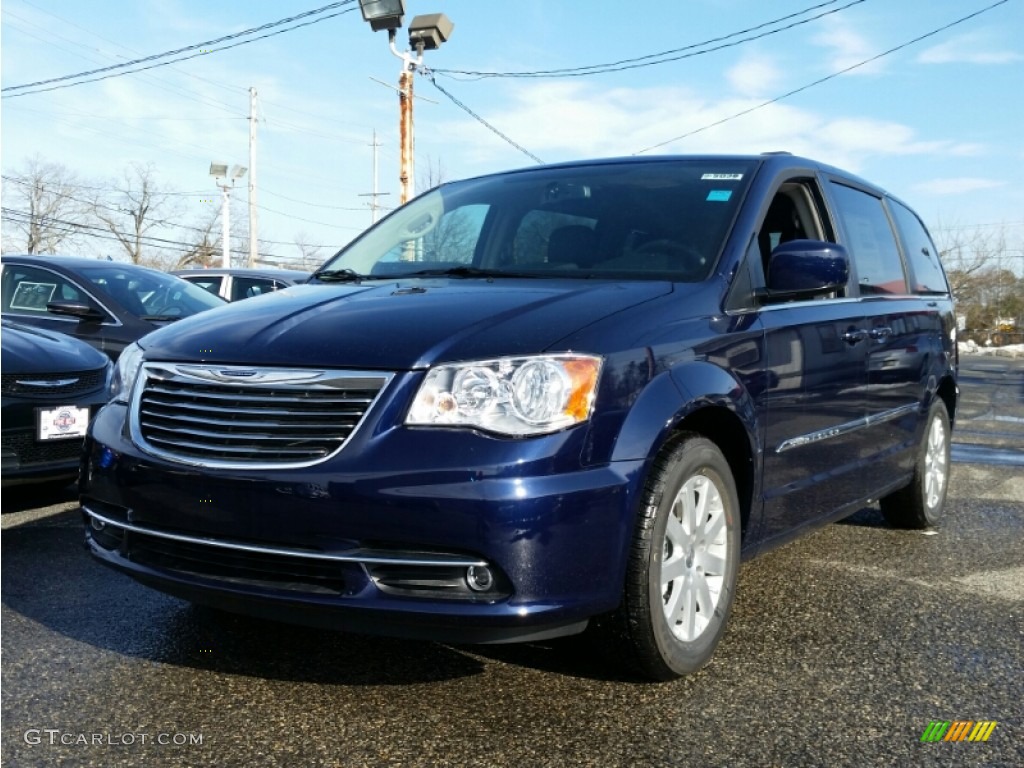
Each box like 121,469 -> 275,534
2,319 -> 112,487
1,255 -> 225,360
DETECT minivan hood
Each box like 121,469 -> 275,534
138,279 -> 673,369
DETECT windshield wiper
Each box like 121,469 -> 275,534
400,266 -> 541,279
311,268 -> 365,283
140,315 -> 183,322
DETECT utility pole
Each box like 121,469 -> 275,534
397,65 -> 414,206
358,130 -> 390,223
248,86 -> 258,267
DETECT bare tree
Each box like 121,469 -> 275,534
417,154 -> 447,194
1,155 -> 87,254
935,220 -> 1024,343
934,219 -> 1009,298
174,207 -> 222,269
92,162 -> 182,265
293,232 -> 327,271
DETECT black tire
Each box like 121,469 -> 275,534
880,399 -> 951,529
617,434 -> 741,681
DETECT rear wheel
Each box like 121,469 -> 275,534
617,435 -> 741,680
880,400 -> 951,529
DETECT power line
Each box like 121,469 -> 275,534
18,0 -> 252,100
433,0 -> 866,80
3,2 -> 355,93
2,207 -> 215,256
425,74 -> 544,165
1,6 -> 247,117
2,2 -> 358,99
1,206 -> 291,261
634,0 -> 1014,154
1,175 -> 350,249
261,188 -> 370,211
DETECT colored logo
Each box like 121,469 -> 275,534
920,720 -> 997,742
53,410 -> 77,432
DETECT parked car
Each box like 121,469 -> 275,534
171,267 -> 309,302
2,319 -> 112,487
1,255 -> 226,360
80,154 -> 958,680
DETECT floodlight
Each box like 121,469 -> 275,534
408,13 -> 454,51
209,163 -> 228,178
359,0 -> 405,32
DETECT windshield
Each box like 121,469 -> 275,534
320,159 -> 756,282
79,265 -> 225,319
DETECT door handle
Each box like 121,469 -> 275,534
870,327 -> 893,341
842,328 -> 868,344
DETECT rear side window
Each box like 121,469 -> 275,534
1,264 -> 91,314
184,276 -> 223,296
830,183 -> 908,295
231,276 -> 277,301
887,200 -> 948,294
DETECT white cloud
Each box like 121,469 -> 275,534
812,18 -> 885,76
912,177 -> 1009,196
725,54 -> 783,97
428,82 -> 980,177
918,33 -> 1024,65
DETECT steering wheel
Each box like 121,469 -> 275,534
632,239 -> 707,278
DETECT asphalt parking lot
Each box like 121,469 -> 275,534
2,355 -> 1022,768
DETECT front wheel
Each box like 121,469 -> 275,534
618,435 -> 741,680
880,399 -> 951,529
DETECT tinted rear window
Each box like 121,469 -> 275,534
888,199 -> 948,294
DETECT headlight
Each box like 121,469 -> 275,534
110,342 -> 144,403
406,354 -> 602,436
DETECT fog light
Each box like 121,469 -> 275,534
98,446 -> 117,470
90,517 -> 106,531
466,565 -> 494,592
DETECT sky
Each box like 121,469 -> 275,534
2,0 -> 1022,270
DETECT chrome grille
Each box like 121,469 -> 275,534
132,363 -> 391,468
2,368 -> 107,397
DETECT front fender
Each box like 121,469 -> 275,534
609,361 -> 759,464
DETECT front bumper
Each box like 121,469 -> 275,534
2,399 -> 108,487
81,403 -> 646,643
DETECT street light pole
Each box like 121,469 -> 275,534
209,163 -> 247,270
358,1 -> 453,209
388,35 -> 420,206
220,182 -> 231,269
398,60 -> 414,205
248,86 -> 258,268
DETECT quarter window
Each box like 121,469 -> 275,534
887,200 -> 948,294
830,183 -> 908,295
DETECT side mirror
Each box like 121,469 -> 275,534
46,299 -> 106,322
758,240 -> 849,302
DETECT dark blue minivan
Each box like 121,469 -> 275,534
80,154 -> 957,679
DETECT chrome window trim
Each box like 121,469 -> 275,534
83,506 -> 488,567
776,403 -> 920,454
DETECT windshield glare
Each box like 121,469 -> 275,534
322,159 -> 755,282
81,265 -> 225,317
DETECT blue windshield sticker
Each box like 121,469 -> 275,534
707,190 -> 732,202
